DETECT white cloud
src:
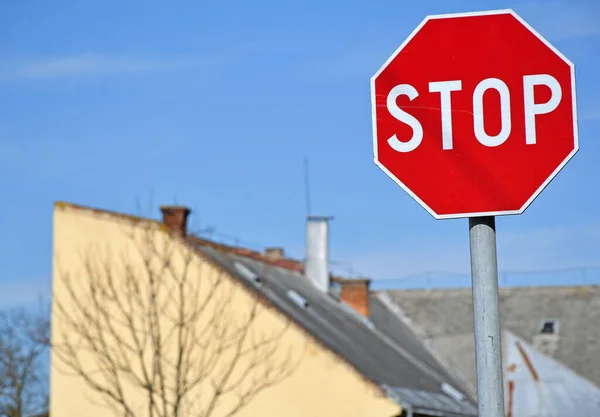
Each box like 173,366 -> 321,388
516,1 -> 600,40
1,53 -> 224,80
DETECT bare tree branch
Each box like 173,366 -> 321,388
0,307 -> 49,417
52,222 -> 298,417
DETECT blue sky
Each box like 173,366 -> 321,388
1,0 -> 599,306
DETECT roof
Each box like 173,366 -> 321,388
504,331 -> 600,416
193,243 -> 478,416
384,286 -> 600,392
55,201 -> 477,416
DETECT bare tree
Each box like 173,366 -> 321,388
0,307 -> 49,417
52,223 -> 300,417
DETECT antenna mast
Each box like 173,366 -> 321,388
304,156 -> 312,216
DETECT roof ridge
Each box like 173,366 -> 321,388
386,284 -> 600,294
187,235 -> 305,273
55,200 -> 307,274
55,201 -> 160,226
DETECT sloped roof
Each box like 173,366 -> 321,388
384,286 -> 600,391
193,243 -> 478,417
504,331 -> 600,416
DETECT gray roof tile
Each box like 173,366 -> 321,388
385,286 -> 600,392
194,243 -> 477,416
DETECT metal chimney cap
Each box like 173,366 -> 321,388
306,215 -> 334,222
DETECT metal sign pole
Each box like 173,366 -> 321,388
469,216 -> 505,417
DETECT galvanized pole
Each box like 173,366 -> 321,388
469,216 -> 505,417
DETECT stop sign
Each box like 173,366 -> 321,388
371,9 -> 578,219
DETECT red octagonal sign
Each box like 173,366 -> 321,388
371,9 -> 578,219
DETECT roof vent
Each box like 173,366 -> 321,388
441,383 -> 465,402
540,319 -> 559,335
287,290 -> 309,309
234,262 -> 261,285
533,319 -> 560,357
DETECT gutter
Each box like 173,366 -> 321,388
381,385 -> 478,417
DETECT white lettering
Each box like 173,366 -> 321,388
473,78 -> 512,147
523,74 -> 562,145
383,74 -> 558,151
429,80 -> 462,150
386,84 -> 423,153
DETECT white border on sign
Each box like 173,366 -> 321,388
370,8 -> 579,220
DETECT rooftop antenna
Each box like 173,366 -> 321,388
304,156 -> 312,216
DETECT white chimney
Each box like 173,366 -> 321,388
305,216 -> 333,293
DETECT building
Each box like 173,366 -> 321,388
503,330 -> 600,416
383,286 -> 600,414
50,202 -> 477,417
383,286 -> 600,390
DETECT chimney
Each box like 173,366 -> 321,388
264,247 -> 285,260
305,216 -> 333,293
160,206 -> 191,236
340,278 -> 371,317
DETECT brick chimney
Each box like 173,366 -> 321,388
264,247 -> 285,260
160,206 -> 191,236
340,278 -> 371,317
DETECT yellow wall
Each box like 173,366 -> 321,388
50,203 -> 401,417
